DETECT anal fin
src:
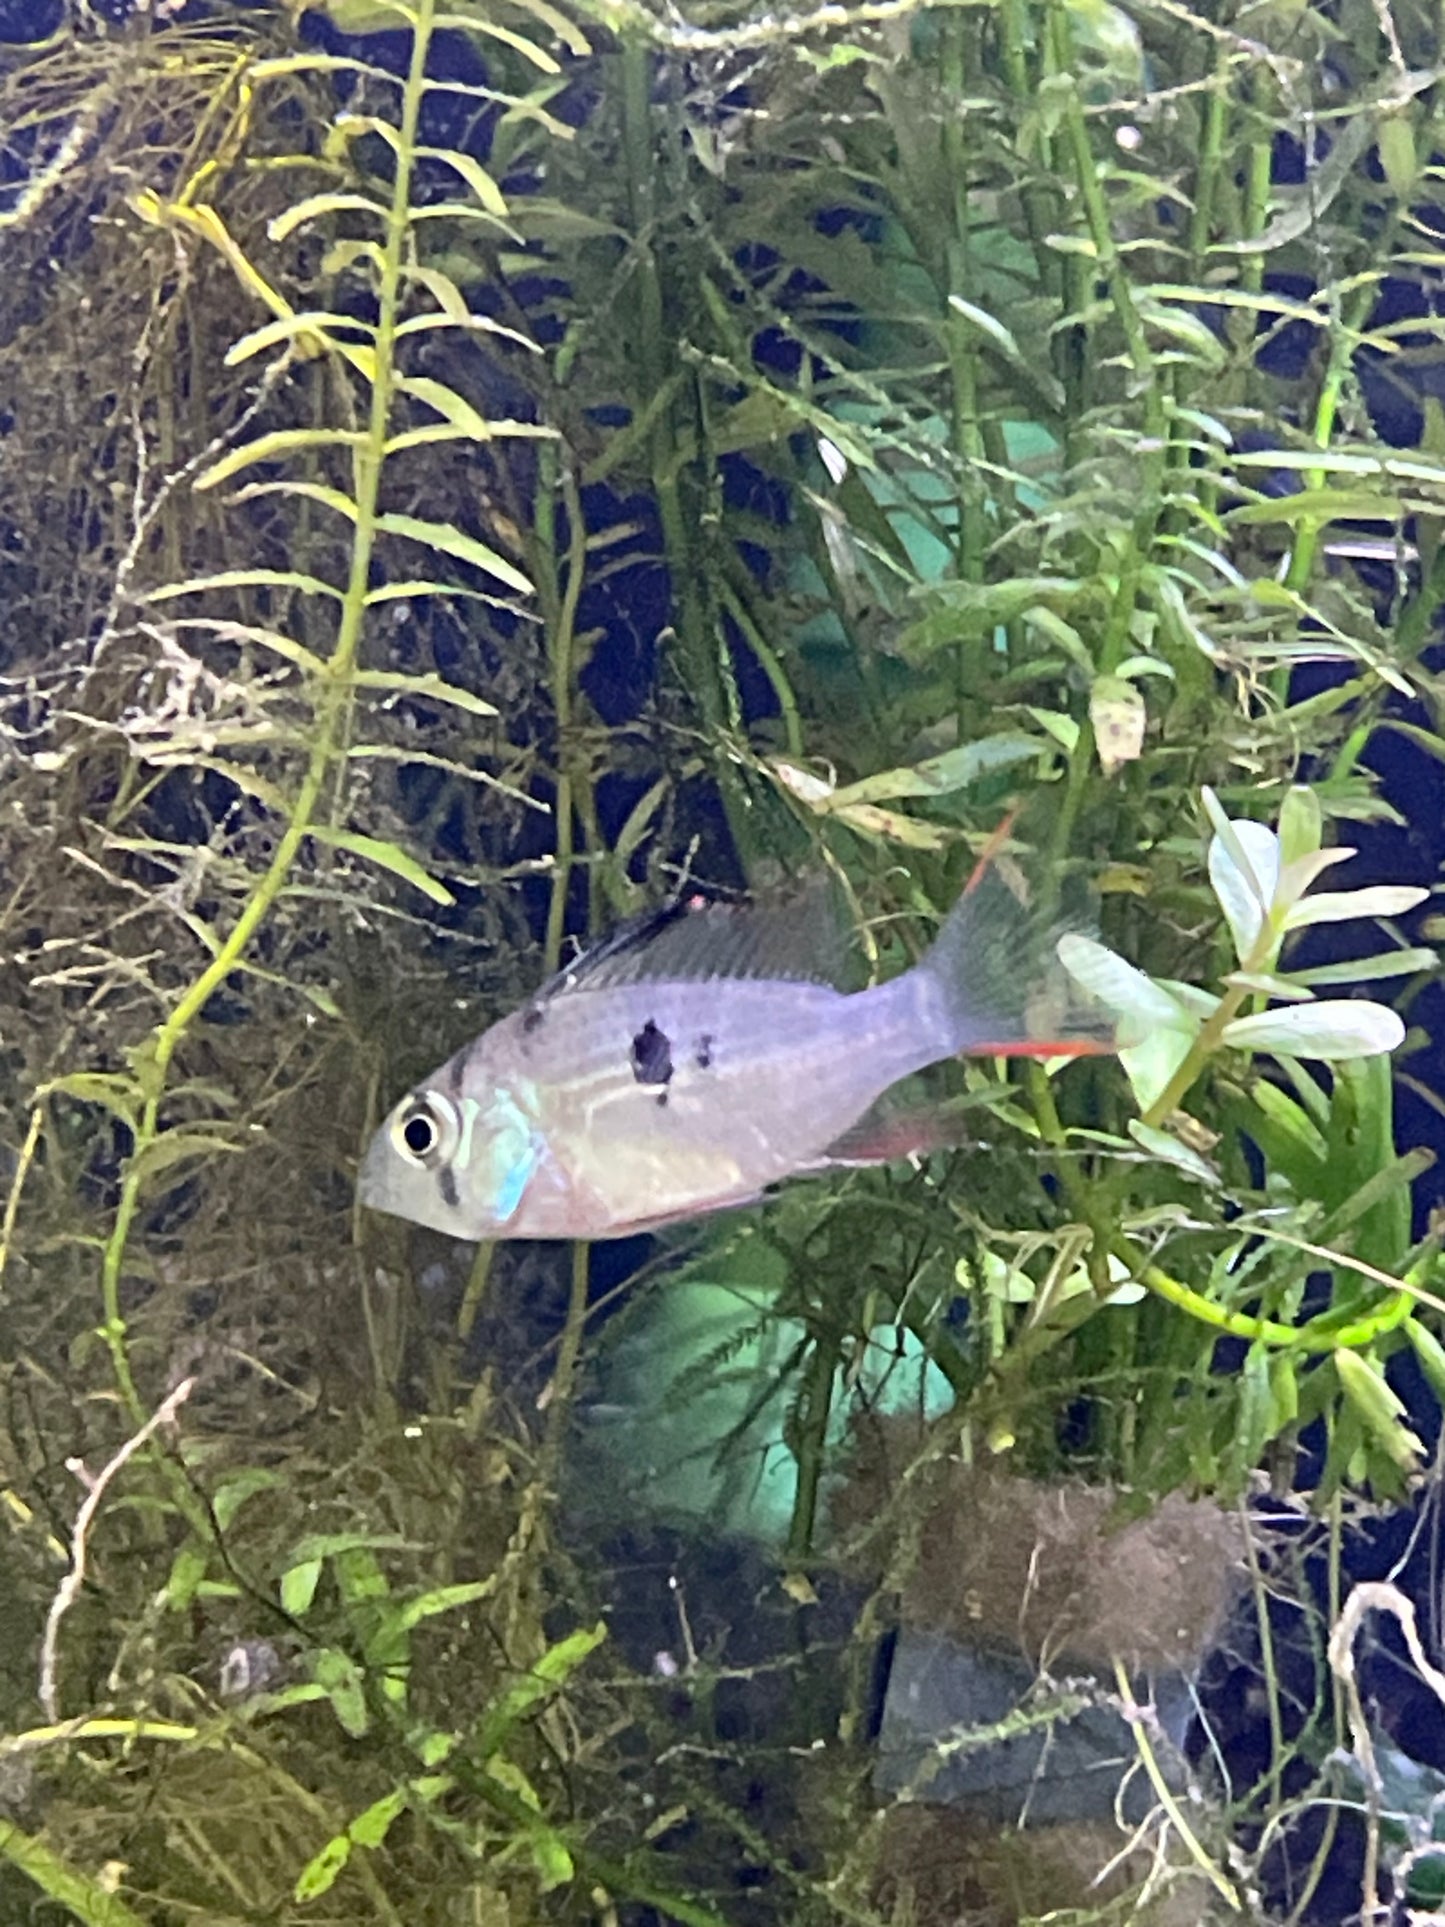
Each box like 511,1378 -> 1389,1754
818,1100 -> 965,1170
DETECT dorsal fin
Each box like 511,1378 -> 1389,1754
537,881 -> 852,998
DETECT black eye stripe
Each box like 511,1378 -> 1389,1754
395,1095 -> 458,1168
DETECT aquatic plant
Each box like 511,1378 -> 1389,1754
1,0 -> 1444,1920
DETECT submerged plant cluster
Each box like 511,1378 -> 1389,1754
2,0 -> 1445,1920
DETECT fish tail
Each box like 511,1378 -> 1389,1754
916,855 -> 1116,1060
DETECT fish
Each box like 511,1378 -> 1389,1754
357,863 -> 1115,1243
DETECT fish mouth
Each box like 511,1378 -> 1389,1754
356,1130 -> 392,1211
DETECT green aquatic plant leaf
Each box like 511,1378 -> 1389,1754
145,568 -> 343,602
281,1558 -> 324,1617
294,1832 -> 352,1902
372,511 -> 533,593
192,428 -> 367,491
350,668 -> 499,717
308,827 -> 457,904
268,190 -> 392,244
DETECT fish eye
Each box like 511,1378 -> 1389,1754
392,1093 -> 459,1168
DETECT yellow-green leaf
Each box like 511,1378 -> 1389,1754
42,1072 -> 140,1126
225,310 -> 375,372
193,429 -> 367,492
1335,1348 -> 1425,1473
432,12 -> 562,70
310,827 -> 455,905
145,569 -> 342,602
351,668 -> 498,717
456,0 -> 588,54
268,191 -> 390,245
826,733 -> 1044,809
349,1789 -> 407,1850
294,1834 -> 351,1903
315,1648 -> 370,1737
396,1578 -> 497,1631
395,376 -> 530,446
289,0 -> 414,29
419,145 -> 509,217
130,1128 -> 243,1188
233,479 -> 359,521
373,512 -> 533,594
834,802 -> 951,849
1406,1318 -> 1445,1405
281,1558 -> 324,1616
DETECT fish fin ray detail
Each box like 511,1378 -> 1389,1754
539,880 -> 852,996
921,866 -> 1117,1058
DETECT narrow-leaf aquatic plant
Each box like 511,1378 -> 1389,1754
3,0 -> 1445,1920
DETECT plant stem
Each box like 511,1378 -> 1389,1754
97,1 -> 439,1449
787,1325 -> 839,1562
0,1821 -> 152,1927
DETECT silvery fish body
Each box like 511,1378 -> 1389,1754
358,870 -> 1108,1242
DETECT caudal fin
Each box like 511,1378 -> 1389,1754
917,862 -> 1117,1060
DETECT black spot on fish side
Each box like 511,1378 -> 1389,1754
630,1018 -> 673,1086
656,1092 -> 668,1109
522,1006 -> 544,1034
694,1033 -> 715,1070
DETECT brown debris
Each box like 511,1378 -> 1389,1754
833,1416 -> 1248,1674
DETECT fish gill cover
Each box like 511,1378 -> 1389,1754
0,0 -> 1443,1923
